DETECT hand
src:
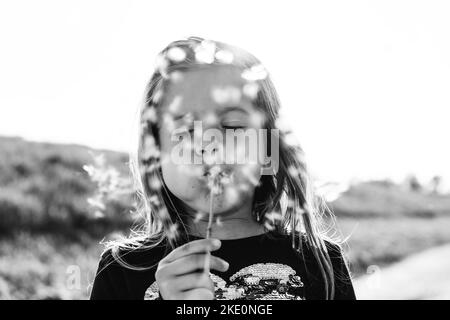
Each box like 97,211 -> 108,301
155,238 -> 229,300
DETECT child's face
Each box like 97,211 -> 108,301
157,64 -> 265,216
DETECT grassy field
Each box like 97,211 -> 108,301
1,136 -> 449,299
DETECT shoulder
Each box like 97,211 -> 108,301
96,238 -> 168,274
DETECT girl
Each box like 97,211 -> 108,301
90,36 -> 356,300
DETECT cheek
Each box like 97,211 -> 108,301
160,158 -> 202,201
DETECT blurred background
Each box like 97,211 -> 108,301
0,0 -> 449,299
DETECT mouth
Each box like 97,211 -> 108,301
201,166 -> 234,192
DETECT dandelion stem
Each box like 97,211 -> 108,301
203,185 -> 215,274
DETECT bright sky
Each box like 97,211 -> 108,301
1,0 -> 449,187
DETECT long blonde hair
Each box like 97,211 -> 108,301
105,36 -> 340,299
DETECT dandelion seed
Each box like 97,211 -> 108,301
169,70 -> 184,83
167,223 -> 179,240
157,207 -> 170,220
275,117 -> 291,132
241,64 -> 268,81
162,113 -> 175,131
168,95 -> 183,114
242,82 -> 259,100
249,111 -> 265,128
288,165 -> 300,178
203,112 -> 218,126
215,49 -> 234,64
142,107 -> 158,123
265,211 -> 283,222
94,210 -> 105,219
224,186 -> 238,204
87,196 -> 105,211
155,54 -> 169,78
148,176 -> 162,190
194,211 -> 205,223
149,195 -> 160,206
166,46 -> 186,62
211,86 -> 242,106
153,89 -> 164,104
264,221 -> 276,231
142,136 -> 160,160
194,40 -> 216,64
284,132 -> 298,147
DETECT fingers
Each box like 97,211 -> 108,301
164,253 -> 229,276
181,288 -> 215,300
161,239 -> 221,264
172,272 -> 215,292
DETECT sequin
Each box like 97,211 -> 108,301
144,263 -> 305,300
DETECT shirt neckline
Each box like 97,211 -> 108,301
187,231 -> 274,242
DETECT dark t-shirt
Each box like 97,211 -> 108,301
90,231 -> 356,300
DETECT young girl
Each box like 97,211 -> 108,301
90,36 -> 356,300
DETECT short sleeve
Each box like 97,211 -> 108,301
325,241 -> 357,300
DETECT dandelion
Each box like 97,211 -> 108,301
203,164 -> 230,274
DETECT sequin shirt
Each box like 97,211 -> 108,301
90,231 -> 356,300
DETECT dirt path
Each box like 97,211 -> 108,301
354,244 -> 450,299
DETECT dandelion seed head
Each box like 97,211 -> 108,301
166,46 -> 186,63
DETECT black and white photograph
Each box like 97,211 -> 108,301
0,0 -> 449,304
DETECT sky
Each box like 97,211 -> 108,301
0,0 -> 449,188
